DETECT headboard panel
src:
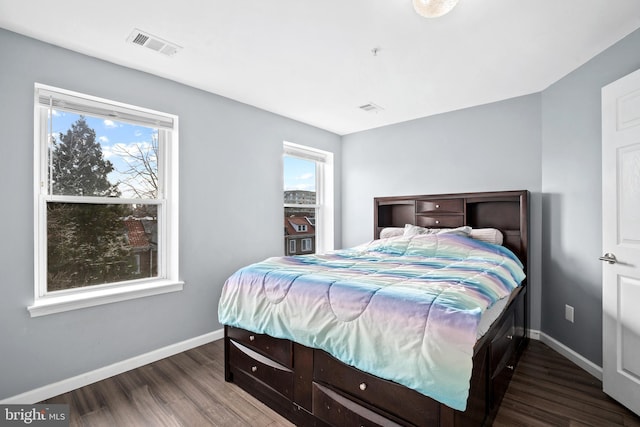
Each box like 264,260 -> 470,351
374,190 -> 529,270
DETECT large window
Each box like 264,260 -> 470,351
283,142 -> 333,255
30,84 -> 181,317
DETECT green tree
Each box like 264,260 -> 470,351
51,116 -> 119,197
47,116 -> 135,291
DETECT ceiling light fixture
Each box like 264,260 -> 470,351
413,0 -> 459,18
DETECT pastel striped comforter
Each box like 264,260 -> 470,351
218,233 -> 525,410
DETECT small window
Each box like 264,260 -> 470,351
134,254 -> 142,275
289,240 -> 296,254
301,238 -> 312,252
283,142 -> 333,254
30,84 -> 182,317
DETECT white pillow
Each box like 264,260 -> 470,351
403,224 -> 471,237
469,228 -> 503,245
379,227 -> 404,239
399,224 -> 503,245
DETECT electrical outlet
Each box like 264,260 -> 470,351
565,304 -> 574,323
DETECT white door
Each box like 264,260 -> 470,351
602,68 -> 640,416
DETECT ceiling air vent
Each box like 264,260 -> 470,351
359,102 -> 384,113
127,29 -> 182,57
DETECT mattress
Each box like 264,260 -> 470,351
476,294 -> 510,338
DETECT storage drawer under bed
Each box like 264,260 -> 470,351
313,382 -> 405,427
228,340 -> 294,399
490,311 -> 516,376
227,326 -> 293,368
313,350 -> 440,426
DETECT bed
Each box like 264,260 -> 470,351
219,190 -> 529,426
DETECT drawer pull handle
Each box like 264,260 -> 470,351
506,365 -> 514,371
251,366 -> 258,372
249,335 -> 255,341
507,335 -> 513,340
435,220 -> 440,224
435,204 -> 440,209
359,382 -> 367,391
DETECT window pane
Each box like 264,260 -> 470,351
47,202 -> 158,291
284,207 -> 316,255
283,156 -> 316,204
48,111 -> 159,199
283,154 -> 318,255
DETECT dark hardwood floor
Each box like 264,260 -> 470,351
42,339 -> 639,426
493,341 -> 640,427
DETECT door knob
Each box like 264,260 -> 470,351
599,253 -> 618,264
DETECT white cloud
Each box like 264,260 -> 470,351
102,144 -> 114,159
285,183 -> 313,191
106,141 -> 157,166
104,119 -> 118,128
98,136 -> 109,144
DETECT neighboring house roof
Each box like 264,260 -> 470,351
284,216 -> 315,236
124,219 -> 151,248
140,218 -> 158,245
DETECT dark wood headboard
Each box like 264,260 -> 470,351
374,190 -> 529,271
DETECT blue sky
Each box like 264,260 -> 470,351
50,110 -> 157,198
52,110 -> 314,196
283,155 -> 315,192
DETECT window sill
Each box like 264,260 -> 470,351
27,279 -> 184,317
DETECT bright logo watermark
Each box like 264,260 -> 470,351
1,405 -> 68,426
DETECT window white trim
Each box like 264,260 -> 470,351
36,86 -> 175,129
27,280 -> 183,317
30,83 -> 181,317
283,141 -> 334,253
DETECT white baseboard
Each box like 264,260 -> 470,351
2,328 -> 602,404
1,328 -> 224,404
528,329 -> 603,380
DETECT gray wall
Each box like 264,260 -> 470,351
540,28 -> 640,366
0,28 -> 341,400
342,27 -> 640,367
341,95 -> 543,332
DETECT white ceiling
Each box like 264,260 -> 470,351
1,1 -> 640,135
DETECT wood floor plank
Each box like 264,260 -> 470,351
79,406 -> 118,427
128,385 -> 183,427
494,340 -> 639,427
41,339 -> 637,426
626,413 -> 640,427
493,400 -> 570,427
167,352 -> 286,425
